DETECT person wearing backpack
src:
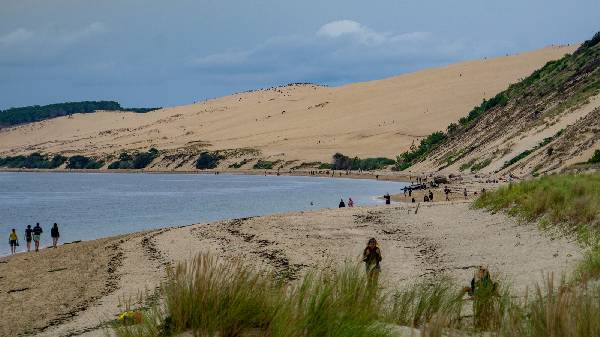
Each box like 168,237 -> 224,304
25,225 -> 33,252
51,223 -> 60,248
32,223 -> 43,252
9,229 -> 19,254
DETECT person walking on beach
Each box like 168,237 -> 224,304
51,223 -> 60,248
32,223 -> 43,252
463,188 -> 468,200
362,238 -> 382,286
428,190 -> 434,202
348,198 -> 354,207
25,225 -> 33,252
445,186 -> 450,201
9,229 -> 19,254
339,198 -> 346,208
384,193 -> 391,204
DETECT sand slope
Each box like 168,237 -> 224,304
0,45 -> 576,168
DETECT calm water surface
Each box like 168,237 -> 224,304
0,172 -> 406,255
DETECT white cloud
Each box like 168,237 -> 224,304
0,22 -> 107,52
59,22 -> 106,44
0,28 -> 34,46
317,20 -> 387,45
193,50 -> 250,66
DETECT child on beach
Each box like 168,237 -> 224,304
362,238 -> 382,285
25,225 -> 32,252
9,229 -> 19,254
51,223 -> 60,248
33,223 -> 43,252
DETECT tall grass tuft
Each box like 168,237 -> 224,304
384,279 -> 462,328
162,254 -> 279,336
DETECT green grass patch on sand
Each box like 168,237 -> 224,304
108,148 -> 159,170
589,149 -> 600,164
0,152 -> 67,169
474,172 -> 600,280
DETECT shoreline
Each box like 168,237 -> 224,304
0,167 -> 435,183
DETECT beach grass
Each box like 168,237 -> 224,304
112,252 -> 600,337
473,172 -> 600,279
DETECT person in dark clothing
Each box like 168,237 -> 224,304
408,187 -> 412,197
362,238 -> 382,285
424,195 -> 429,202
339,199 -> 346,208
463,266 -> 499,329
428,190 -> 434,202
51,223 -> 60,248
384,193 -> 391,204
411,197 -> 416,203
25,225 -> 33,252
32,223 -> 43,252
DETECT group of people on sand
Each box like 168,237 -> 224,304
338,197 -> 354,208
7,223 -> 60,254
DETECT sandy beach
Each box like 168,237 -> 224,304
0,199 -> 582,337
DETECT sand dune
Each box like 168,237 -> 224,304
0,45 -> 576,168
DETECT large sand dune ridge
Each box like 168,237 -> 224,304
0,45 -> 576,166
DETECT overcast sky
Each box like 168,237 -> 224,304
0,0 -> 598,109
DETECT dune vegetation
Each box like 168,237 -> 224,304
475,172 -> 600,281
112,253 -> 600,337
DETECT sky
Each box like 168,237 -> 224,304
0,0 -> 598,110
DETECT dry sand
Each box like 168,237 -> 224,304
0,201 -> 582,337
0,45 -> 576,167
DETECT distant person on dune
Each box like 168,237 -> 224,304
348,198 -> 354,207
339,198 -> 346,208
51,223 -> 60,248
9,229 -> 19,254
464,188 -> 468,200
33,223 -> 43,252
363,238 -> 382,285
25,225 -> 32,252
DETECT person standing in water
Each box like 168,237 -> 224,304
348,198 -> 354,207
362,238 -> 382,285
25,225 -> 33,252
32,223 -> 43,252
9,229 -> 19,254
51,223 -> 60,248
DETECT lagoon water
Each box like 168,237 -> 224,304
0,172 -> 406,256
